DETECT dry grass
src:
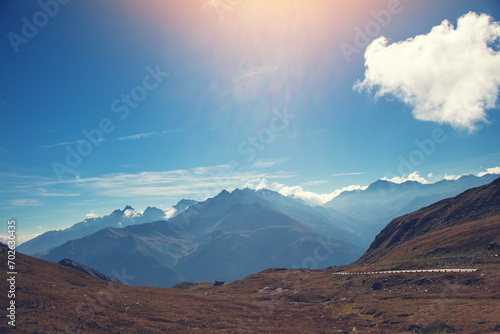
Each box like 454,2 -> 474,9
1,245 -> 499,333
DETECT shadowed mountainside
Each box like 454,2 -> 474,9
354,176 -> 500,269
324,174 -> 498,243
17,205 -> 168,256
39,188 -> 364,287
58,258 -> 130,286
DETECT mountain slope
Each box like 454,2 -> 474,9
18,205 -> 166,255
39,188 -> 363,287
18,200 -> 197,255
176,203 -> 360,281
323,173 -> 498,242
354,176 -> 500,268
58,258 -> 130,286
41,220 -> 194,287
3,241 -> 499,333
172,188 -> 362,245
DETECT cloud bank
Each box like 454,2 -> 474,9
382,171 -> 430,184
478,166 -> 500,177
355,12 -> 500,131
244,178 -> 367,205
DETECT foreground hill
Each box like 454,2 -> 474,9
324,174 -> 498,242
39,188 -> 363,287
2,242 -> 499,333
354,176 -> 500,269
58,258 -> 130,286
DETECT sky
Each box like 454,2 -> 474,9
1,0 -> 500,243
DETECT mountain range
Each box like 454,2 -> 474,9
323,173 -> 498,242
17,200 -> 197,256
38,188 -> 364,287
4,176 -> 499,333
19,174 -> 499,288
354,175 -> 500,269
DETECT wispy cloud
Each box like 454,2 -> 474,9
233,65 -> 277,82
355,12 -> 500,131
252,157 -> 291,168
85,210 -> 98,219
40,140 -> 86,149
332,172 -> 366,176
8,199 -> 41,207
117,129 -> 181,141
47,166 -> 296,201
301,180 -> 328,186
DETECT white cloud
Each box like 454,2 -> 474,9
355,12 -> 500,131
85,210 -> 98,219
8,199 -> 41,207
382,171 -> 430,184
252,160 -> 277,168
332,172 -> 366,176
40,140 -> 87,149
244,178 -> 367,206
301,180 -> 328,186
252,157 -> 290,168
124,208 -> 138,218
117,129 -> 179,141
443,174 -> 462,181
69,166 -> 295,203
478,166 -> 500,177
164,207 -> 177,219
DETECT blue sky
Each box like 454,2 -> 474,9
1,0 -> 500,243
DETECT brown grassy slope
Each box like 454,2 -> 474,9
353,215 -> 500,270
2,244 -> 500,333
355,177 -> 500,267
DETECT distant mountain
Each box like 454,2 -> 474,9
39,188 -> 364,287
354,176 -> 500,268
174,202 -> 360,282
173,199 -> 198,213
172,188 -> 362,245
18,200 -> 193,255
58,258 -> 130,286
41,221 -> 194,287
323,174 -> 499,242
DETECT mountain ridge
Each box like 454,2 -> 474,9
38,188 -> 364,287
354,176 -> 500,268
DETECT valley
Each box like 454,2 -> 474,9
1,176 -> 499,333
